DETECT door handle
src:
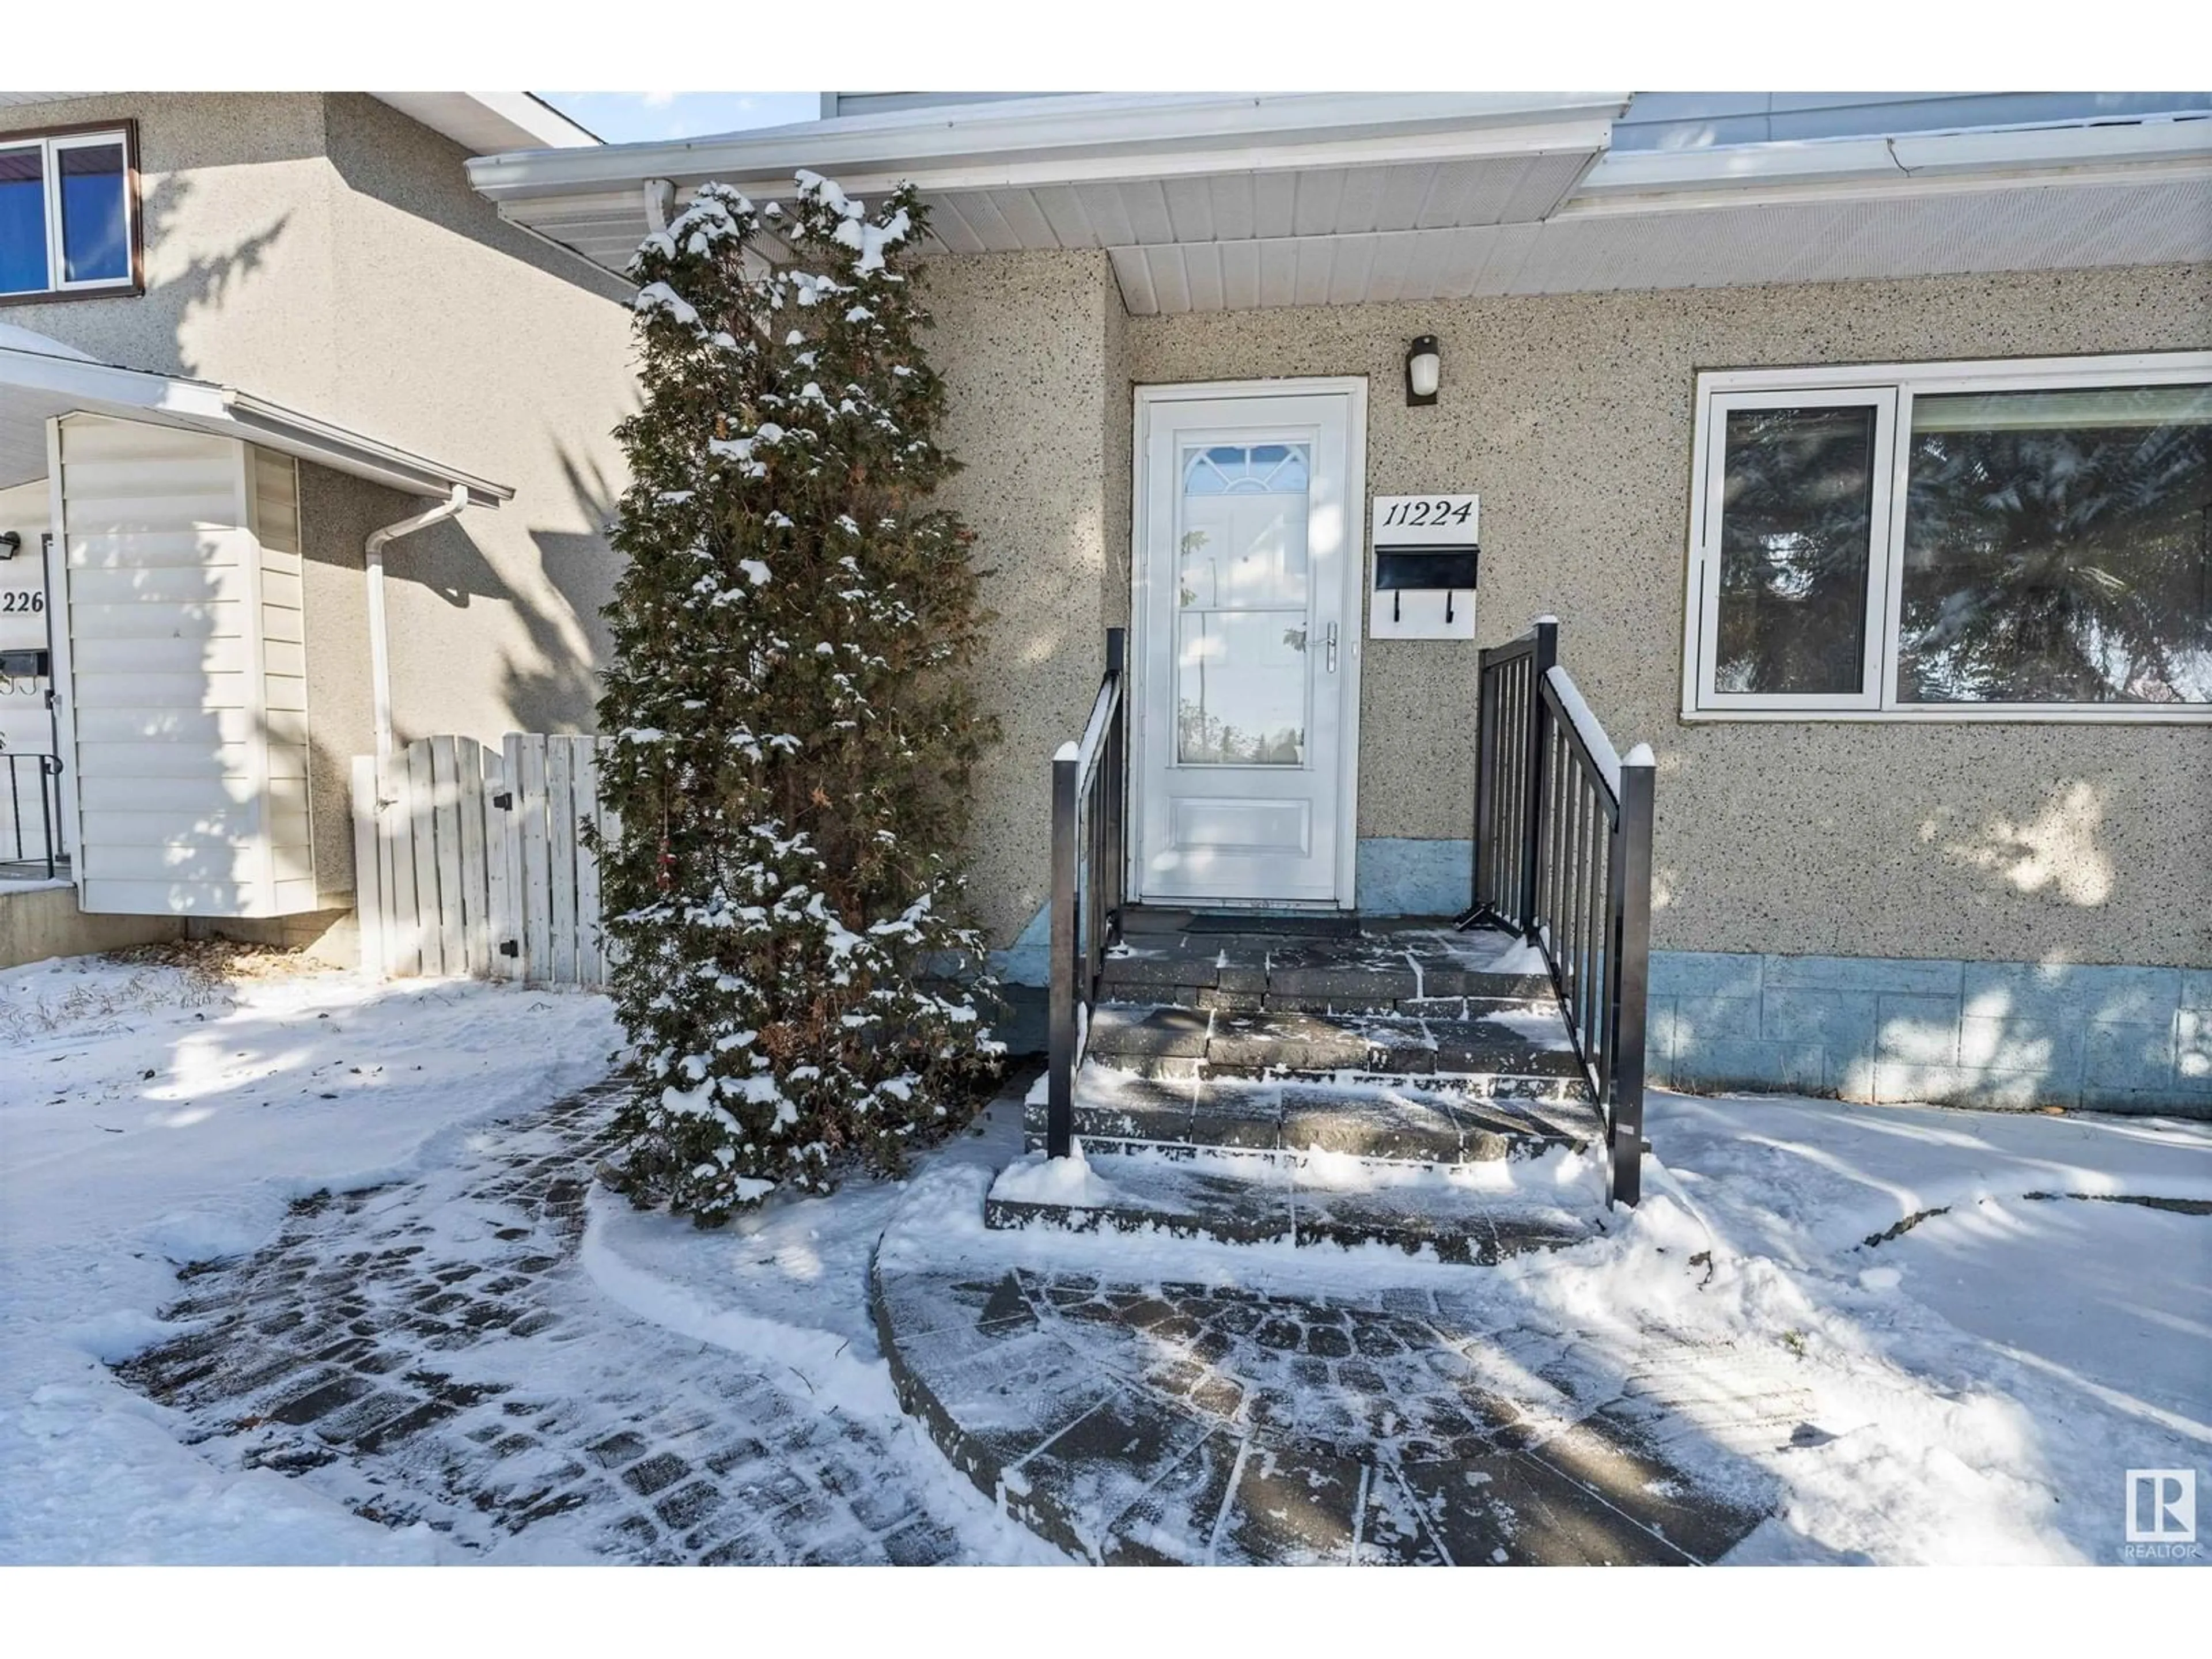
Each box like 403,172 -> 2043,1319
1326,622 -> 1338,673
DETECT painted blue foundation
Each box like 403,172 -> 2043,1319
990,902 -> 1053,988
1649,951 -> 2212,1115
1354,837 -> 1472,918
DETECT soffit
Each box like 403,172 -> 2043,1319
469,95 -> 2212,311
1107,172 -> 2212,311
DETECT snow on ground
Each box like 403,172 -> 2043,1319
1632,1093 -> 2212,1562
4,945 -> 2207,1566
888,1090 -> 2212,1565
0,953 -> 621,1563
988,1139 -> 1124,1206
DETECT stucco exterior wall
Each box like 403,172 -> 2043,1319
316,95 -> 636,750
2,92 -> 638,914
1127,263 -> 2212,970
0,94 -> 342,396
927,251 -> 1128,944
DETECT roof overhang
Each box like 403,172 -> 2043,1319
1571,112 -> 2212,207
467,90 -> 1628,277
0,334 -> 512,503
466,93 -> 2212,314
369,92 -> 600,156
0,92 -> 597,156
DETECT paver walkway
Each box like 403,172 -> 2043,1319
876,1199 -> 1799,1564
112,1073 -> 1793,1566
112,1081 -> 1035,1564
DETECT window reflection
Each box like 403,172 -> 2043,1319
1898,385 -> 2212,704
1715,406 -> 1877,695
58,143 -> 128,283
0,147 -> 46,295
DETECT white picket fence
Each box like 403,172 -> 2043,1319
350,733 -> 616,986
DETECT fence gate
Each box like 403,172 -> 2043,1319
351,733 -> 615,987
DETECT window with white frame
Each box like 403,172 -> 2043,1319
1683,353 -> 2212,721
0,126 -> 138,300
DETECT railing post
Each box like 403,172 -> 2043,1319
1464,652 -> 1498,923
1103,626 -> 1127,948
1608,744 -> 1655,1207
1046,743 -> 1080,1160
1519,618 -> 1558,944
44,755 -> 60,881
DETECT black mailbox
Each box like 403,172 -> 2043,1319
1373,547 -> 1479,590
1369,493 -> 1480,638
0,648 -> 50,678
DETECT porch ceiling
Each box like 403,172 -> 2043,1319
1108,170 -> 2212,311
469,91 -> 1624,296
468,93 -> 2212,313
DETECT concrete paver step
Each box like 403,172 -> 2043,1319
870,1222 -> 1783,1565
1029,1066 -> 1603,1165
1083,1003 -> 1590,1089
984,1139 -> 1600,1264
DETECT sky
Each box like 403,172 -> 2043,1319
541,92 -> 821,143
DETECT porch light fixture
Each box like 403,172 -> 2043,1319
1405,335 -> 1441,406
0,531 -> 18,560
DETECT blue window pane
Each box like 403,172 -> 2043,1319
59,143 -> 128,283
1183,442 -> 1311,496
0,147 -> 47,294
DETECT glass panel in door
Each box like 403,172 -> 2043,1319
1175,442 -> 1311,766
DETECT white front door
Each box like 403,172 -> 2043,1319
1132,381 -> 1365,907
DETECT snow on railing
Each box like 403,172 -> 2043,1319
1543,665 -> 1622,800
1468,619 -> 1654,1208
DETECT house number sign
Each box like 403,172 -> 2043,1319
1369,493 -> 1479,641
1374,494 -> 1477,534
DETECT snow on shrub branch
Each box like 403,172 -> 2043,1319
597,172 -> 1001,1221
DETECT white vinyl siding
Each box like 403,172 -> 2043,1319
56,415 -> 323,915
248,446 -> 317,910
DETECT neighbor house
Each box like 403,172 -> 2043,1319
3,90 -> 2207,1118
0,91 -> 636,964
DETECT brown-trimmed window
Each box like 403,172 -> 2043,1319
0,124 -> 140,300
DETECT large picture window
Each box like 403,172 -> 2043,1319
1684,353 -> 2212,721
0,124 -> 139,301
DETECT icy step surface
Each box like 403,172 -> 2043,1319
1033,1065 -> 1604,1165
1083,1002 -> 1590,1089
984,1139 -> 1604,1264
1097,918 -> 1550,1010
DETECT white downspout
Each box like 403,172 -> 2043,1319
365,484 -> 469,760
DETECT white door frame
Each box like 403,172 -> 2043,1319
1127,377 -> 1368,909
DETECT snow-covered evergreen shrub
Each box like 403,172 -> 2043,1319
596,173 -> 1002,1222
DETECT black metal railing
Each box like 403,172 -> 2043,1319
1046,627 -> 1128,1159
1,750 -> 66,880
1464,619 -> 1654,1207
